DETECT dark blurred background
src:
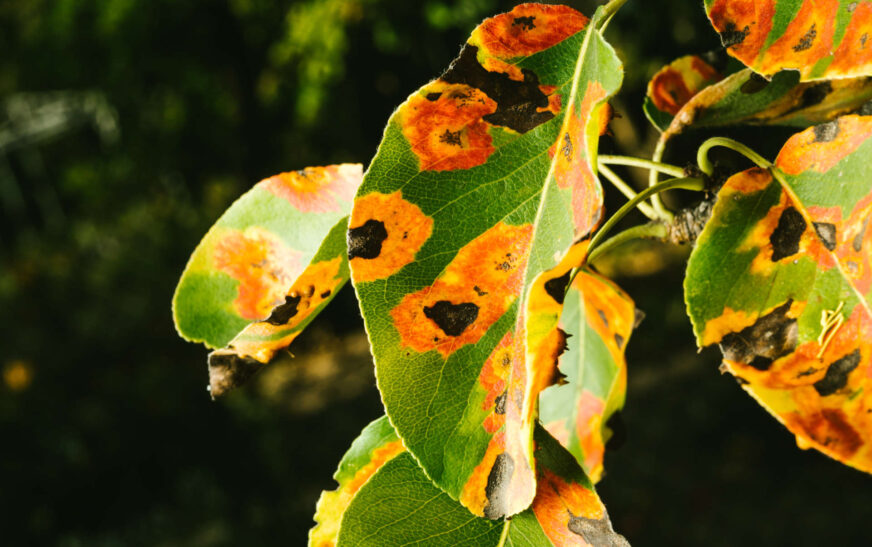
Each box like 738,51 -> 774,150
0,0 -> 868,545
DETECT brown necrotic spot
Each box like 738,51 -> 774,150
512,15 -> 536,30
813,222 -> 837,250
853,218 -> 868,252
770,207 -> 807,261
439,129 -> 463,146
423,301 -> 479,336
494,390 -> 507,415
425,92 -> 442,101
441,45 -> 554,133
814,349 -> 861,396
561,133 -> 573,160
264,294 -> 301,325
483,452 -> 514,520
719,301 -> 798,369
544,270 -> 571,304
793,24 -> 818,52
740,72 -> 771,94
347,219 -> 388,260
614,333 -> 625,349
720,22 -> 750,48
813,119 -> 841,142
207,350 -> 262,398
568,514 -> 628,546
798,81 -> 833,109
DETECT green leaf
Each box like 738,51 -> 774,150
348,4 -> 623,518
685,114 -> 872,473
172,164 -> 363,395
540,270 -> 635,483
322,419 -> 627,546
705,0 -> 872,80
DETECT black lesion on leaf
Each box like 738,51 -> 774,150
483,452 -> 514,520
740,72 -> 771,94
813,222 -> 838,251
561,132 -> 573,160
494,390 -> 507,415
265,294 -> 301,325
544,270 -> 571,304
614,332 -> 625,349
798,81 -> 833,109
423,301 -> 479,336
442,45 -> 554,133
473,285 -> 488,296
854,218 -> 869,252
719,300 -> 798,370
813,119 -> 840,142
770,206 -> 807,261
719,22 -> 750,48
512,16 -> 536,30
320,289 -> 332,298
597,309 -> 609,327
793,24 -> 818,52
568,512 -> 630,547
439,129 -> 463,146
425,92 -> 442,101
814,349 -> 861,396
207,350 -> 262,399
347,219 -> 388,260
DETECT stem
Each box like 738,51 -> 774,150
648,137 -> 670,218
599,0 -> 629,25
588,176 -> 706,254
599,155 -> 685,178
598,163 -> 659,220
587,221 -> 668,264
697,136 -> 772,176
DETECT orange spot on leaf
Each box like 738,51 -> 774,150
398,82 -> 497,172
776,115 -> 872,175
213,228 -> 302,320
471,3 -> 589,59
262,164 -> 361,213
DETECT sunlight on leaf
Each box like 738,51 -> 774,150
348,3 -> 623,518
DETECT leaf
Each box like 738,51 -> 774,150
348,4 -> 623,518
704,0 -> 872,80
685,114 -> 872,472
540,270 -> 635,483
172,164 -> 363,395
310,416 -> 405,547
320,418 -> 627,546
643,54 -> 726,132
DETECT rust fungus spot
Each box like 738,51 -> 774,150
483,452 -> 514,520
814,349 -> 861,396
512,16 -> 536,30
813,119 -> 841,142
442,45 -> 555,133
495,390 -> 507,415
793,24 -> 818,52
264,294 -> 301,325
770,207 -> 807,261
719,301 -> 798,369
543,270 -> 571,304
347,219 -> 389,260
720,22 -> 750,48
813,222 -> 838,251
423,301 -> 480,336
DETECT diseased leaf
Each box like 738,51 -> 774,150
310,416 -> 405,547
324,419 -> 627,546
643,54 -> 725,132
686,114 -> 872,472
705,0 -> 872,80
348,3 -> 623,518
172,164 -> 363,395
540,270 -> 635,483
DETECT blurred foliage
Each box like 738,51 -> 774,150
0,0 -> 866,545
